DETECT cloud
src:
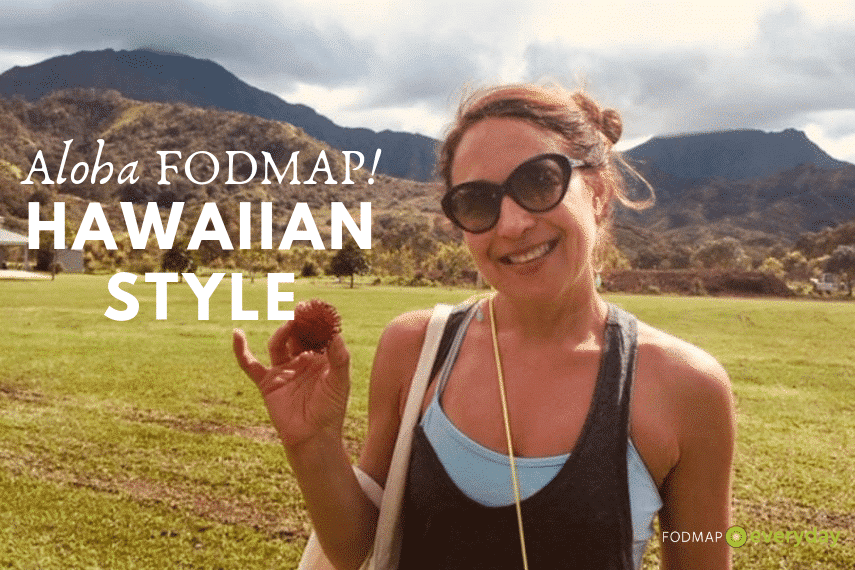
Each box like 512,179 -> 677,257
0,0 -> 375,90
521,5 -> 855,141
0,0 -> 491,116
358,34 -> 493,109
1,0 -> 853,159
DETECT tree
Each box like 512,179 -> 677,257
758,257 -> 785,279
329,238 -> 368,288
781,250 -> 809,280
825,245 -> 855,296
690,237 -> 750,271
426,242 -> 477,284
161,239 -> 194,281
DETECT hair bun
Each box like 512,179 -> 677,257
571,92 -> 622,145
600,108 -> 622,145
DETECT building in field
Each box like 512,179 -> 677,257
0,219 -> 30,270
0,217 -> 83,273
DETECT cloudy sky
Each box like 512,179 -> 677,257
2,0 -> 854,162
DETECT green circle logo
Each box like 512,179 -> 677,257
726,525 -> 747,548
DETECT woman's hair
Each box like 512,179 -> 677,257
437,83 -> 654,269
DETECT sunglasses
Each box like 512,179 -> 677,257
441,153 -> 585,234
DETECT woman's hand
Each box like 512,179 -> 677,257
233,322 -> 351,448
235,324 -> 375,570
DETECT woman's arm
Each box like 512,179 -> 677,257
234,310 -> 431,570
657,346 -> 736,570
357,310 -> 431,488
233,323 -> 375,570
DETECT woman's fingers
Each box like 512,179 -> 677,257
268,320 -> 296,366
326,334 -> 350,379
257,366 -> 295,396
258,354 -> 325,398
233,328 -> 267,384
235,327 -> 351,435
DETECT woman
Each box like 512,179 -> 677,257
233,84 -> 736,569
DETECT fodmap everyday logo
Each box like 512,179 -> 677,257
725,525 -> 844,548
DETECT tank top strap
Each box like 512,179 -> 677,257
603,302 -> 639,410
433,300 -> 637,411
577,302 -> 638,465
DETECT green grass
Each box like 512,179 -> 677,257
1,275 -> 852,568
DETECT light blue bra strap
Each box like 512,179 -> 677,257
433,299 -> 483,402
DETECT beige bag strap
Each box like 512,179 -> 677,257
369,302 -> 454,570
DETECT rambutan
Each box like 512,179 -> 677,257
291,299 -> 342,353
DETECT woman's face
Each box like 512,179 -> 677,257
450,117 -> 604,302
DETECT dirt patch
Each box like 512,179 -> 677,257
0,448 -> 310,540
734,497 -> 855,532
127,410 -> 280,443
603,269 -> 794,297
1,401 -> 361,541
122,477 -> 305,538
125,408 -> 365,459
0,383 -> 45,404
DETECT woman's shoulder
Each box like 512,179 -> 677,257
373,301 -> 476,413
374,309 -> 433,377
377,299 -> 478,362
378,309 -> 434,354
359,307 -> 445,483
631,319 -> 736,486
633,319 -> 734,446
635,319 -> 731,396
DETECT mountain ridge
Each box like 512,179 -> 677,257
0,48 -> 437,181
3,49 -> 852,186
624,128 -> 849,181
2,50 -> 855,262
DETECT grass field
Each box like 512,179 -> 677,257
1,274 -> 852,569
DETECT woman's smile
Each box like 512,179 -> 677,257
498,237 -> 560,265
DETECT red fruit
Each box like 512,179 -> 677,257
291,299 -> 342,352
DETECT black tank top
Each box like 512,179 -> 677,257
397,303 -> 637,570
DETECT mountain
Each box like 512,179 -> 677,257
3,49 -> 852,187
0,49 -> 437,181
619,161 -> 855,242
2,48 -> 855,267
625,128 -> 849,181
0,89 -> 439,229
618,128 -> 855,245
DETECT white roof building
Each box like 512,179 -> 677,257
0,227 -> 29,246
0,225 -> 30,270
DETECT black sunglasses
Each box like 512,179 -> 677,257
441,153 -> 585,234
